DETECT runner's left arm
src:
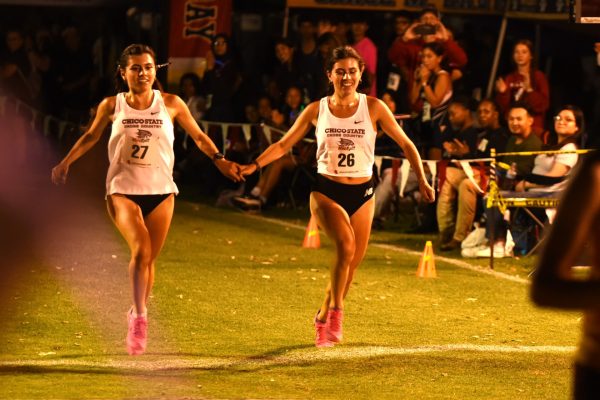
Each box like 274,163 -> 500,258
168,94 -> 242,182
374,97 -> 435,203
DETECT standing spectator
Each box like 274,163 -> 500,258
436,97 -> 480,251
388,4 -> 467,106
495,39 -> 549,138
55,26 -> 93,121
294,15 -> 320,101
28,26 -> 59,114
269,37 -> 302,106
350,16 -> 377,96
314,32 -> 342,99
0,28 -> 36,103
409,42 -> 452,158
203,33 -> 242,122
381,11 -> 413,114
333,16 -> 350,47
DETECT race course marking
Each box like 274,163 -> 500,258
248,214 -> 529,284
0,344 -> 575,372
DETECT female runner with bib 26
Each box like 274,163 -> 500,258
240,46 -> 435,347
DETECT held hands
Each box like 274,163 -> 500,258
214,159 -> 244,182
239,163 -> 258,177
51,162 -> 69,185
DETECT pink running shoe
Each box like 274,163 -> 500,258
327,308 -> 344,343
314,313 -> 333,348
126,309 -> 148,355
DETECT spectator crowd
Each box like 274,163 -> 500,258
2,4 -> 600,260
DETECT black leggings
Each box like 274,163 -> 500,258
311,174 -> 374,217
124,194 -> 172,217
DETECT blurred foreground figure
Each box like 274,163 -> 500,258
531,151 -> 600,399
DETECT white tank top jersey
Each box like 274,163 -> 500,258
315,93 -> 377,178
106,90 -> 179,196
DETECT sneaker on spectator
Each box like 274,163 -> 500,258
126,309 -> 148,355
461,244 -> 485,258
314,313 -> 333,348
327,308 -> 344,343
473,242 -> 505,258
440,238 -> 462,251
232,195 -> 262,211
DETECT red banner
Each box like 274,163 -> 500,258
167,0 -> 232,89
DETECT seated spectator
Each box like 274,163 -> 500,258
515,105 -> 584,193
462,103 -> 544,258
436,97 -> 481,251
507,105 -> 584,253
373,91 -> 407,229
495,39 -> 549,138
174,72 -> 207,178
179,72 -> 206,122
409,41 -> 453,158
475,98 -> 510,158
388,4 -> 467,106
233,86 -> 315,210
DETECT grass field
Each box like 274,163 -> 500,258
0,185 -> 582,400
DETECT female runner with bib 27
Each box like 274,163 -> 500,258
51,44 -> 242,355
240,46 -> 435,347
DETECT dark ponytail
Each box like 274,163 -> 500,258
114,44 -> 164,93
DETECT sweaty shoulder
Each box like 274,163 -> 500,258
366,96 -> 386,121
98,96 -> 117,117
161,92 -> 182,107
303,100 -> 320,118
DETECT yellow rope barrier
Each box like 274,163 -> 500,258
496,149 -> 594,157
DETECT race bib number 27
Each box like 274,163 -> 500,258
122,129 -> 157,168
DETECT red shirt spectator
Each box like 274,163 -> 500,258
495,39 -> 549,138
387,5 -> 467,102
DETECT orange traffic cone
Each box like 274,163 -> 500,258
416,241 -> 437,278
302,215 -> 321,248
